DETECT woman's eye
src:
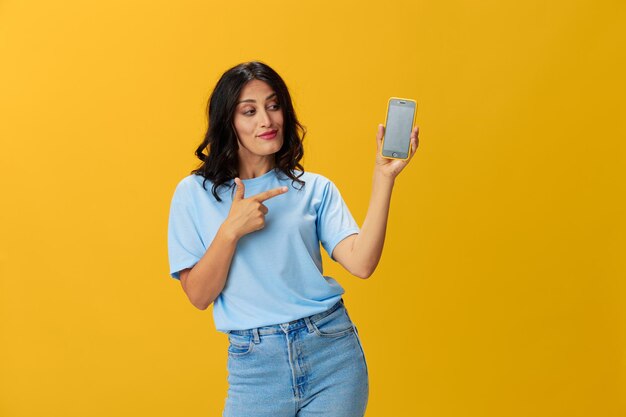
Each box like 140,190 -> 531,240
242,104 -> 279,116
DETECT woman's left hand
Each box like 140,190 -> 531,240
374,124 -> 419,179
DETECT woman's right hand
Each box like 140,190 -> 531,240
221,177 -> 288,241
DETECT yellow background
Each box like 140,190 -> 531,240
1,0 -> 624,416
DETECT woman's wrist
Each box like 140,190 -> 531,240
217,222 -> 240,244
373,167 -> 397,185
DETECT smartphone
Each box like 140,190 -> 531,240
381,97 -> 417,160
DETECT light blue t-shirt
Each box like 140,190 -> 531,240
167,169 -> 360,332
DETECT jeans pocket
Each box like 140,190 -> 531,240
227,334 -> 254,357
310,307 -> 355,338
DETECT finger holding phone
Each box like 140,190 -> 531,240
375,97 -> 419,179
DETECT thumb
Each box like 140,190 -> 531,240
234,177 -> 245,200
376,123 -> 384,151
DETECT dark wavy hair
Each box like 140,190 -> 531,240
191,61 -> 306,202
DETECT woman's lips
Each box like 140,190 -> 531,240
258,130 -> 277,140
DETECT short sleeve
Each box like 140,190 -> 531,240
167,180 -> 204,280
316,180 -> 360,260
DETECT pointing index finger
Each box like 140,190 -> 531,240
252,186 -> 289,202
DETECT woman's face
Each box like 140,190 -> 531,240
233,79 -> 284,164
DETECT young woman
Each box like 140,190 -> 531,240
167,61 -> 419,417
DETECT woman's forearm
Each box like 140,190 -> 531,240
349,169 -> 395,277
182,225 -> 238,310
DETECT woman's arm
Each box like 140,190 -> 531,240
332,124 -> 419,279
179,225 -> 238,310
180,179 -> 288,310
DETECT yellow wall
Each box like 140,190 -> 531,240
1,0 -> 624,416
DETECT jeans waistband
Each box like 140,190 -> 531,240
227,298 -> 345,338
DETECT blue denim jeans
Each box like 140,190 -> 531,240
223,298 -> 369,417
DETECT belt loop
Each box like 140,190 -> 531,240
252,328 -> 260,344
304,316 -> 315,333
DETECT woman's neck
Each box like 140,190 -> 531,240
238,157 -> 275,180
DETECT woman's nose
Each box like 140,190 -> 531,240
259,109 -> 272,127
